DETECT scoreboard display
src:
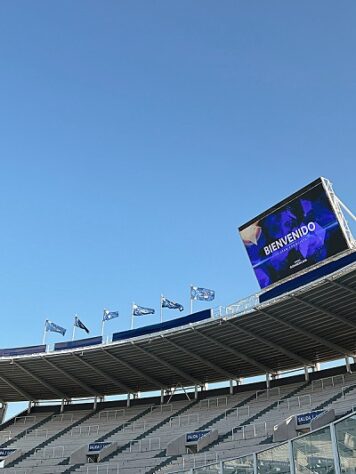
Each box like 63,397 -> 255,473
239,178 -> 350,289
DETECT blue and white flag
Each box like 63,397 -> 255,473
102,309 -> 119,322
161,296 -> 184,312
45,320 -> 66,336
133,304 -> 155,316
190,286 -> 215,302
74,316 -> 90,334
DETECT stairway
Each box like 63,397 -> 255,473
2,412 -> 56,448
146,391 -> 258,474
7,409 -> 97,468
62,404 -> 165,473
150,382 -> 310,474
100,400 -> 199,464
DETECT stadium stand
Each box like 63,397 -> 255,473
0,178 -> 355,473
0,363 -> 355,473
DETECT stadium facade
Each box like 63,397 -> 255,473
0,177 -> 354,473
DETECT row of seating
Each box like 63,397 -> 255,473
0,367 -> 355,474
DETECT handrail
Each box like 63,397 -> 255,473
128,436 -> 161,452
99,409 -> 126,420
277,394 -> 312,410
199,396 -> 228,409
170,413 -> 199,427
35,445 -> 65,459
86,464 -> 120,474
51,413 -> 74,423
14,415 -> 36,425
225,405 -> 250,419
151,404 -> 173,413
120,420 -> 148,432
231,421 -> 268,440
71,424 -> 99,436
341,382 -> 356,397
311,374 -> 345,391
24,428 -> 48,439
255,387 -> 281,400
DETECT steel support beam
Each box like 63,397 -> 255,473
292,295 -> 356,331
42,357 -> 101,398
162,336 -> 239,381
13,361 -> 68,400
194,329 -> 275,374
327,279 -> 356,296
131,342 -> 203,386
225,321 -> 313,367
101,349 -> 165,390
257,309 -> 355,358
71,353 -> 133,394
0,373 -> 35,401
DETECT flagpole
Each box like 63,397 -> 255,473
190,285 -> 193,314
131,303 -> 134,330
72,315 -> 76,341
42,320 -> 47,345
160,295 -> 163,323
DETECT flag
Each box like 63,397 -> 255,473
45,320 -> 66,336
74,316 -> 89,334
161,296 -> 184,312
191,286 -> 215,302
133,304 -> 155,316
102,309 -> 119,321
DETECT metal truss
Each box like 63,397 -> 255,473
257,309 -> 355,358
42,357 -> 102,398
131,342 -> 203,386
194,328 -> 275,375
224,321 -> 313,367
101,348 -> 165,390
161,335 -> 239,381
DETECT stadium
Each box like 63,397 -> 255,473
0,177 -> 355,474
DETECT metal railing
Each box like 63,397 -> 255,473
51,413 -> 74,423
14,416 -> 36,425
231,421 -> 268,440
225,405 -> 250,419
0,430 -> 12,441
170,413 -> 199,427
225,294 -> 260,317
255,387 -> 281,400
120,420 -> 149,432
182,452 -> 219,470
128,436 -> 161,452
341,382 -> 356,397
85,464 -> 120,474
34,445 -> 65,459
277,394 -> 312,410
99,409 -> 126,420
71,424 -> 99,436
24,428 -> 48,439
151,404 -> 173,413
199,397 -> 228,409
311,374 -> 345,391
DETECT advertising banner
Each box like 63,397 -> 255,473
88,442 -> 110,452
186,430 -> 210,443
0,448 -> 16,458
239,178 -> 349,289
296,410 -> 324,426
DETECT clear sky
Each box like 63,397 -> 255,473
0,1 -> 355,417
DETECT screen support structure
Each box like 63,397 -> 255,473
322,177 -> 355,248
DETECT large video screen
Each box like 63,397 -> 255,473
239,178 -> 350,289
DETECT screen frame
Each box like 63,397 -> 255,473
238,177 -> 353,290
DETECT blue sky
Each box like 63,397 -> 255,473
0,1 -> 355,416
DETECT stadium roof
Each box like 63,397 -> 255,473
0,257 -> 356,402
